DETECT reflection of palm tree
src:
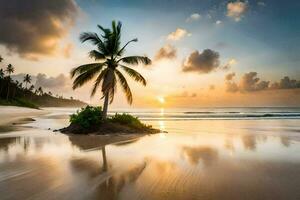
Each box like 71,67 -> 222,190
70,20 -> 151,119
280,136 -> 290,147
101,146 -> 108,172
23,74 -> 31,89
242,135 -> 256,151
5,64 -> 14,100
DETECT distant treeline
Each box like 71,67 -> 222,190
0,57 -> 87,108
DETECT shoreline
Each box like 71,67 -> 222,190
0,106 -> 48,126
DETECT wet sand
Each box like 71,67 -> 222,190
0,107 -> 300,200
0,106 -> 47,126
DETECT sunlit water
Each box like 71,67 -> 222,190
1,107 -> 300,200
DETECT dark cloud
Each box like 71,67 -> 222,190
155,44 -> 177,60
270,76 -> 300,89
182,49 -> 220,73
35,73 -> 70,89
225,72 -> 300,93
239,72 -> 269,92
0,0 -> 79,59
225,72 -> 236,81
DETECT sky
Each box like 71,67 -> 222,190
0,0 -> 299,108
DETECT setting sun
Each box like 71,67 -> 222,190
157,96 -> 165,104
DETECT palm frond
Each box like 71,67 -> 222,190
91,68 -> 108,97
80,32 -> 102,45
70,63 -> 105,78
72,65 -> 104,90
118,56 -> 151,66
80,32 -> 108,55
89,50 -> 106,60
120,65 -> 146,86
97,25 -> 111,38
117,38 -> 138,56
115,69 -> 133,104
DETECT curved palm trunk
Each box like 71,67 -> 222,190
102,92 -> 109,119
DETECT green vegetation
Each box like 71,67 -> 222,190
61,106 -> 159,134
0,55 -> 87,108
70,106 -> 103,128
71,20 -> 151,119
0,98 -> 39,109
109,113 -> 150,130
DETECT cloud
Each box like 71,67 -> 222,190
11,73 -> 71,92
35,73 -> 70,89
62,43 -> 74,58
155,44 -> 177,60
182,49 -> 220,73
186,13 -> 201,22
227,1 -> 248,22
169,91 -> 197,98
225,72 -> 300,93
0,0 -> 79,59
225,73 -> 239,92
215,20 -> 222,25
270,76 -> 300,89
167,28 -> 190,41
226,82 -> 239,92
225,72 -> 236,81
223,59 -> 237,70
239,72 -> 269,91
214,42 -> 228,49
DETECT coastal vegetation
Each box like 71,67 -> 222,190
61,106 -> 160,134
0,57 -> 86,108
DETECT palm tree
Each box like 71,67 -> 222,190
71,21 -> 151,118
48,91 -> 52,96
0,55 -> 3,63
0,69 -> 4,96
29,85 -> 35,100
29,85 -> 35,92
5,64 -> 14,100
0,69 -> 4,79
38,87 -> 43,96
23,74 -> 31,89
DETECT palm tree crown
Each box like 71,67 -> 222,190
71,20 -> 151,118
23,74 -> 31,89
0,69 -> 4,79
38,87 -> 43,95
29,85 -> 35,91
6,64 -> 14,76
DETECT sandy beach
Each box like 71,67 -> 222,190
0,107 -> 300,200
0,106 -> 47,126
